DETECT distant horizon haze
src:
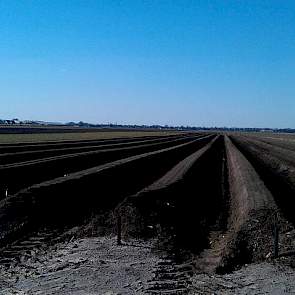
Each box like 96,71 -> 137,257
0,117 -> 293,130
1,1 -> 294,129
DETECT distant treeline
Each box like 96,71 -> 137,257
65,122 -> 295,133
0,119 -> 294,133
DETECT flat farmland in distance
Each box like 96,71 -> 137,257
0,128 -> 184,144
229,131 -> 295,151
231,131 -> 295,142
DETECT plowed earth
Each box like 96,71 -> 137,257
0,132 -> 295,294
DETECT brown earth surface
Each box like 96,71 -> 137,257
0,132 -> 295,294
1,235 -> 295,294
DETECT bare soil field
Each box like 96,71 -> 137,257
0,131 -> 295,294
237,132 -> 295,151
0,128 -> 183,144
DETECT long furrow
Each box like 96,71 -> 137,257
230,134 -> 295,225
195,135 -> 295,274
118,136 -> 222,243
0,134 -> 190,165
116,136 -> 224,293
229,135 -> 295,259
0,135 -> 213,250
242,133 -> 295,152
0,134 -> 203,197
0,133 -> 187,153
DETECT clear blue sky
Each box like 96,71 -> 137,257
1,1 -> 295,128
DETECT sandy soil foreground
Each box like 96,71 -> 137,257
0,236 -> 295,294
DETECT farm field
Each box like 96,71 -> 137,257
0,128 -> 183,144
0,131 -> 295,294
